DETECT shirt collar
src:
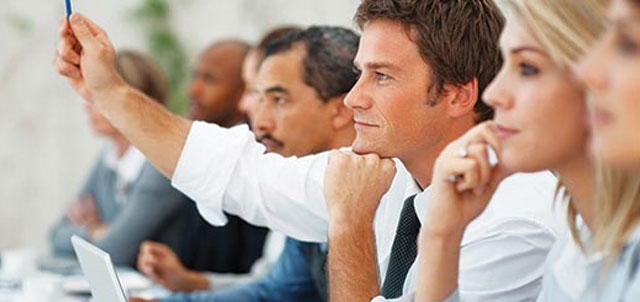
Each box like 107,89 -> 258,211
396,160 -> 427,225
104,143 -> 146,185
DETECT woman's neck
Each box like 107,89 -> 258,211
555,152 -> 596,230
111,135 -> 131,158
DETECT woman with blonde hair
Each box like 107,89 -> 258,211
413,0 -> 609,301
579,0 -> 640,299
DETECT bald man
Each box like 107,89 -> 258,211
135,40 -> 270,293
188,41 -> 249,125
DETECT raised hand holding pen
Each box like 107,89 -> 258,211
54,14 -> 126,104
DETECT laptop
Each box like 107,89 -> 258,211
71,235 -> 128,302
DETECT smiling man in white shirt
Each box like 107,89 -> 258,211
53,1 -> 563,301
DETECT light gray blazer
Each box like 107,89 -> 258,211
50,149 -> 190,267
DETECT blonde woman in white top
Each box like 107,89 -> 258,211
414,0 -> 610,301
579,0 -> 640,300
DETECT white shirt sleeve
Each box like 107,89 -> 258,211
172,122 -> 330,242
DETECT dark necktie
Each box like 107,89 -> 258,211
381,194 -> 421,299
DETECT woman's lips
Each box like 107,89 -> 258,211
495,124 -> 520,140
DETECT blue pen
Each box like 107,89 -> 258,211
65,0 -> 72,19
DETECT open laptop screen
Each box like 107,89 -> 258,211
71,236 -> 128,302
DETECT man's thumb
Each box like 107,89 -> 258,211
69,14 -> 96,48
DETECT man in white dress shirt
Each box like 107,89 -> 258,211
53,1 -> 563,301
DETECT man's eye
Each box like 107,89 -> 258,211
376,72 -> 390,82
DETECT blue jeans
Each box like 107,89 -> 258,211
162,238 -> 323,302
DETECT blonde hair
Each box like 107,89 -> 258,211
594,167 -> 640,262
115,50 -> 168,105
501,0 -> 608,66
501,0 -> 609,249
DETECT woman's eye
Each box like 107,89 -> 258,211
520,63 -> 540,76
275,97 -> 287,104
616,34 -> 639,55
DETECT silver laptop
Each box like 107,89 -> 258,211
71,235 -> 128,302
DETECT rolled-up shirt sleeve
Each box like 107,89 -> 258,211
172,122 -> 329,242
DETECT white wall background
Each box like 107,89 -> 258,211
0,0 -> 360,254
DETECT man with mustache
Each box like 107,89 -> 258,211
133,26 -> 357,302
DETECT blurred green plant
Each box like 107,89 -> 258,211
129,0 -> 188,115
3,14 -> 34,34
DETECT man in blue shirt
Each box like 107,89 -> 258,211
162,239 -> 326,302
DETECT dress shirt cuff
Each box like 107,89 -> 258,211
172,122 -> 255,226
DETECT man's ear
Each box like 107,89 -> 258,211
327,95 -> 354,130
440,79 -> 478,119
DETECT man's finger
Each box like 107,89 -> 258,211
81,16 -> 112,47
57,18 -> 70,38
57,38 -> 81,66
69,14 -> 98,49
55,56 -> 81,78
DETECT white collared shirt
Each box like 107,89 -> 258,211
173,122 -> 566,301
533,219 -> 603,302
104,143 -> 146,204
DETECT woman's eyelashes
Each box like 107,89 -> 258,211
614,30 -> 639,55
519,62 -> 540,77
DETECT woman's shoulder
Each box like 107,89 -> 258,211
600,224 -> 640,301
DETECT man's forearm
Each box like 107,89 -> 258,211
415,229 -> 464,301
93,85 -> 192,178
328,223 -> 379,302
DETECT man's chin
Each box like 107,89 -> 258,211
351,139 -> 376,155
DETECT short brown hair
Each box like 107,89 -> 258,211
355,0 -> 505,122
115,50 -> 169,105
